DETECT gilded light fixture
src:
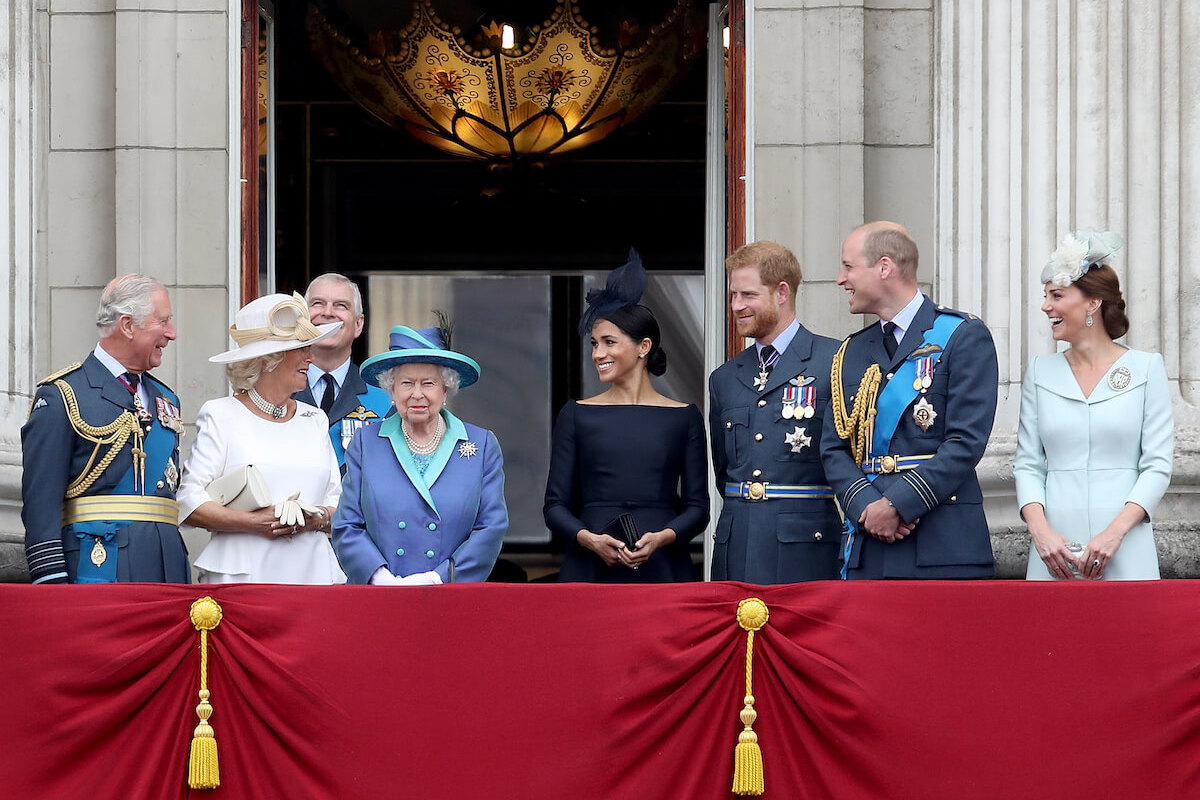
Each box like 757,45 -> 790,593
306,0 -> 705,161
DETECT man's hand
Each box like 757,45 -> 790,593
859,498 -> 916,543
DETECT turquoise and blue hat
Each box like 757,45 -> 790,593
360,325 -> 481,389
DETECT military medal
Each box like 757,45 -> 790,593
753,346 -> 781,391
90,537 -> 107,567
156,397 -> 183,433
913,397 -> 938,431
781,387 -> 797,419
913,357 -> 934,391
457,441 -> 478,459
341,419 -> 357,451
1108,366 -> 1132,391
343,406 -> 380,450
784,426 -> 812,453
799,386 -> 816,419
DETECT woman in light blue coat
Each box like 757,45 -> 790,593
333,323 -> 507,584
1015,230 -> 1173,580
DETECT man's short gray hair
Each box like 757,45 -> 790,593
305,273 -> 364,317
96,275 -> 166,336
377,364 -> 461,401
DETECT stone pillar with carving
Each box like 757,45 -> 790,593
936,0 -> 1200,576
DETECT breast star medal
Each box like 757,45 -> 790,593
457,441 -> 478,459
912,397 -> 938,431
784,426 -> 812,453
1108,366 -> 1132,391
164,457 -> 179,492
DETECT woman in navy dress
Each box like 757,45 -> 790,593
544,250 -> 709,582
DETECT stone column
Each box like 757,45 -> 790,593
936,0 -> 1200,576
0,0 -> 42,579
0,0 -> 234,579
750,0 -> 935,341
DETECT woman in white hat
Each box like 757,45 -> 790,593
177,293 -> 348,583
332,320 -> 507,584
1015,231 -> 1174,580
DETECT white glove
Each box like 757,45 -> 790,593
369,566 -> 404,585
401,570 -> 443,586
368,567 -> 442,586
274,491 -> 305,527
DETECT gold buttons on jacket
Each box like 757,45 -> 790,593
758,399 -> 767,407
752,469 -> 761,478
754,433 -> 763,441
814,532 -> 823,541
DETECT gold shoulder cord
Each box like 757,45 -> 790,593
830,338 -> 882,466
54,379 -> 146,498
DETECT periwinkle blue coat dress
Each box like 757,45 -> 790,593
1014,349 -> 1174,580
332,409 -> 507,583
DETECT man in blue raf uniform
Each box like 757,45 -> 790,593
21,275 -> 189,584
822,222 -> 999,579
709,241 -> 843,583
293,273 -> 391,472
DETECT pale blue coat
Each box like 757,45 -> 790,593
333,409 -> 507,583
1014,349 -> 1174,580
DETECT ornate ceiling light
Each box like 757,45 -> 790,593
307,0 -> 705,161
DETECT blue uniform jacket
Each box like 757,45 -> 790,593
20,353 -> 190,583
820,296 -> 998,578
292,361 -> 392,470
708,324 -> 843,583
332,409 -> 507,584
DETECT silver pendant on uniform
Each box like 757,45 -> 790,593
90,537 -> 107,567
753,369 -> 770,392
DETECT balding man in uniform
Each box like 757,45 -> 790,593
21,275 -> 189,583
822,222 -> 998,579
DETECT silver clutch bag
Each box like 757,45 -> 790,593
205,465 -> 272,511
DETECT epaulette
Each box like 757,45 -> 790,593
37,362 -> 82,386
143,371 -> 176,396
933,305 -> 979,321
847,325 -> 877,340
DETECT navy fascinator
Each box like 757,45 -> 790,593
578,248 -> 646,336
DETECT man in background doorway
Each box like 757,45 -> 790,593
293,273 -> 392,472
708,241 -> 843,583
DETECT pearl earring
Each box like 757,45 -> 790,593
638,353 -> 646,359
1085,311 -> 1094,328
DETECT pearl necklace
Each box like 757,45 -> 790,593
402,416 -> 445,455
248,388 -> 287,419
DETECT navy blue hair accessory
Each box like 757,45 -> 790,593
578,248 -> 646,337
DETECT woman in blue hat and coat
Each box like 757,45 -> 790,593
332,321 -> 507,584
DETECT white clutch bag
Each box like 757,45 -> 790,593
205,465 -> 272,511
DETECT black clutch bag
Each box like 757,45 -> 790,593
600,513 -> 641,550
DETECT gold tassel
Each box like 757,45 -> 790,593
188,597 -> 223,790
732,597 -> 769,796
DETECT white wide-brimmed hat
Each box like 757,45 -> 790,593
210,292 -> 342,364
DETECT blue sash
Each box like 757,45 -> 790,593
840,313 -> 965,578
73,397 -> 177,583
